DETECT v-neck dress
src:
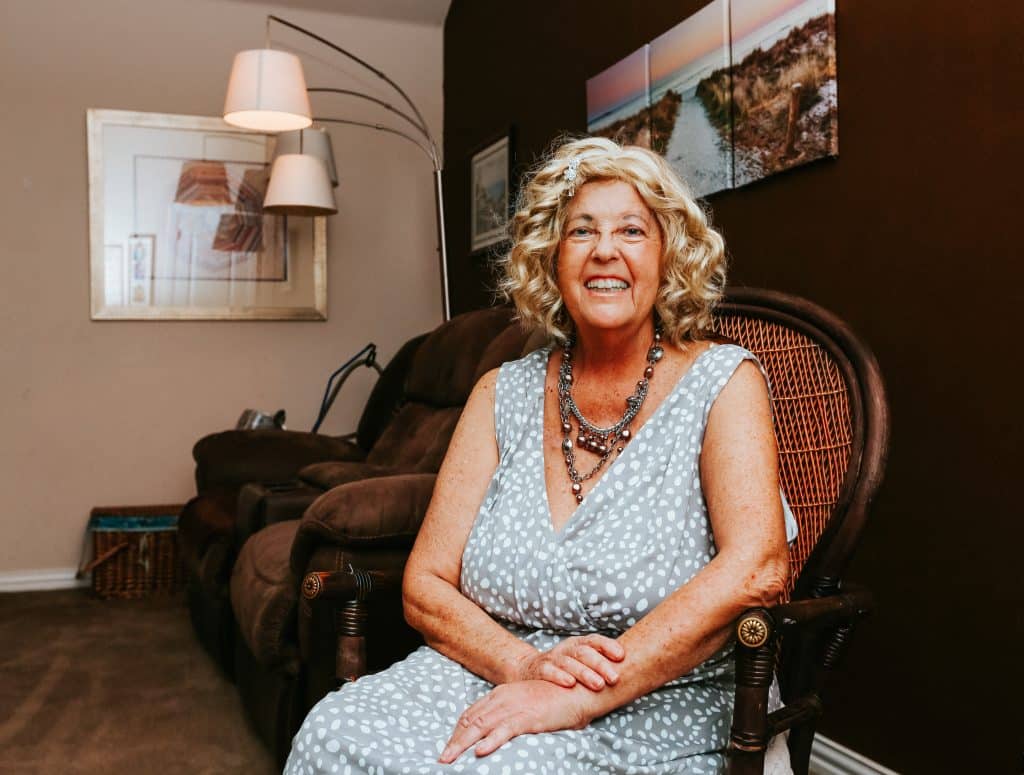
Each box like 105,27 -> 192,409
285,344 -> 797,775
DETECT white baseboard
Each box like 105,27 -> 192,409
0,568 -> 89,593
811,734 -> 900,775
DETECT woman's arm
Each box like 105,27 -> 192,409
577,358 -> 790,714
441,359 -> 790,759
402,369 -> 538,684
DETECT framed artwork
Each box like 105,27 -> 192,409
87,109 -> 327,320
586,0 -> 838,197
469,132 -> 512,254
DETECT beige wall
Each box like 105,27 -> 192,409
0,0 -> 444,575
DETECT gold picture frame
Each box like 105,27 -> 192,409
87,109 -> 327,320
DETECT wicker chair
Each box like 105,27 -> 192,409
302,287 -> 890,775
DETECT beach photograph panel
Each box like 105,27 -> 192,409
586,45 -> 652,149
729,0 -> 838,187
649,0 -> 732,198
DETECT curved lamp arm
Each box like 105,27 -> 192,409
307,88 -> 430,147
267,15 -> 440,166
313,116 -> 436,167
264,14 -> 450,321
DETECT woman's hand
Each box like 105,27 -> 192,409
512,635 -> 625,690
439,681 -> 592,763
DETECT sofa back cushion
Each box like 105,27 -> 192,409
364,307 -> 533,472
365,403 -> 462,471
356,333 -> 427,450
404,307 -> 517,407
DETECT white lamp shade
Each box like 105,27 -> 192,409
273,128 -> 338,187
263,154 -> 337,216
223,49 -> 312,131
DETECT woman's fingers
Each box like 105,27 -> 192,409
539,661 -> 577,687
554,654 -> 607,690
583,634 -> 626,661
571,644 -> 621,685
440,702 -> 492,763
473,719 -> 522,757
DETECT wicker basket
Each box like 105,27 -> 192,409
77,505 -> 185,599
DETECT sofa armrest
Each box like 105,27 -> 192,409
193,429 -> 366,492
289,473 -> 437,577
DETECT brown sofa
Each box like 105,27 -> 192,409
198,308 -> 534,765
177,333 -> 425,676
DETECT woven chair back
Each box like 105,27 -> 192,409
712,288 -> 888,600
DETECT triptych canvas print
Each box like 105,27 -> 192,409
586,0 -> 837,198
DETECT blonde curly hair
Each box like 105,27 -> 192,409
498,136 -> 727,346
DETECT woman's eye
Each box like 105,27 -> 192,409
571,227 -> 592,237
624,227 -> 644,237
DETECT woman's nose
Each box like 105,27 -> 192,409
592,230 -> 619,261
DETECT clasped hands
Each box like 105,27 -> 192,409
438,635 -> 625,764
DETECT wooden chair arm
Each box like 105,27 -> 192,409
301,568 -> 404,684
770,585 -> 871,631
727,586 -> 872,774
301,568 -> 403,602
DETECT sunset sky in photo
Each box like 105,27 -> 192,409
587,0 -> 829,123
649,0 -> 728,84
586,46 -> 647,123
731,0 -> 818,42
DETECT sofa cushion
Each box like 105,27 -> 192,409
231,520 -> 301,667
296,461 -> 401,491
364,404 -> 461,472
472,321 -> 535,383
356,333 -> 428,450
193,430 -> 365,492
290,474 -> 437,576
404,307 -> 516,407
177,491 -> 237,575
235,482 -> 323,547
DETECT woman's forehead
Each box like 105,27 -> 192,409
565,180 -> 653,222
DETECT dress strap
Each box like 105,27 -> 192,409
493,348 -> 548,458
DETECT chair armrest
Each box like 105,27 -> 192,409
289,473 -> 437,577
192,429 -> 366,491
301,566 -> 403,603
726,586 -> 873,774
770,585 -> 872,631
299,566 -> 406,684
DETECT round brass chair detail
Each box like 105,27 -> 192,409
737,615 -> 770,648
301,573 -> 323,599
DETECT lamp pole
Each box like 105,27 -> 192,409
264,16 -> 450,319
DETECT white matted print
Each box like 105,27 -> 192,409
470,135 -> 510,253
87,110 -> 326,320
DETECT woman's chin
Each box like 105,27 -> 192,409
573,309 -> 642,335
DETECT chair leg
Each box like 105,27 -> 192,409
335,600 -> 369,684
727,609 -> 776,775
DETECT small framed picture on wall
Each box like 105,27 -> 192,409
469,131 -> 512,254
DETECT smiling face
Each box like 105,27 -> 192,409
556,179 -> 663,339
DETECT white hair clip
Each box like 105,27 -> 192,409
564,157 -> 581,198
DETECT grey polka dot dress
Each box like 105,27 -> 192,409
286,344 -> 798,775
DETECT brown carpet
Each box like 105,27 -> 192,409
0,589 -> 276,775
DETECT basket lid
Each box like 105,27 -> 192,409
87,514 -> 178,532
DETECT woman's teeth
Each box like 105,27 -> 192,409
585,278 -> 629,290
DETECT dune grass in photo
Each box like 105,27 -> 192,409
697,13 -> 838,184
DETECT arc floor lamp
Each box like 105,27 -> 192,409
223,15 -> 451,320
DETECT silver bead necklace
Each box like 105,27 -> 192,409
557,327 -> 664,503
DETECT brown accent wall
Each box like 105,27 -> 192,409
0,0 -> 444,575
444,1 -> 1024,772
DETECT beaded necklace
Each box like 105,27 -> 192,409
557,327 -> 664,503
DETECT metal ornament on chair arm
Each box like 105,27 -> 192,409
557,327 -> 664,503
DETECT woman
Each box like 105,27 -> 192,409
286,137 -> 797,774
